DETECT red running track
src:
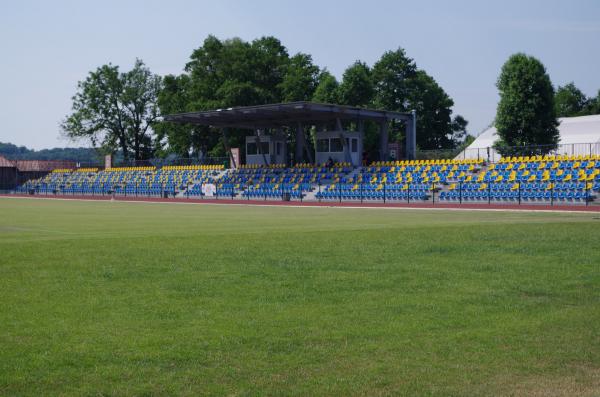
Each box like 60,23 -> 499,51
3,193 -> 600,212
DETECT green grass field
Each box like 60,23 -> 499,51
1,197 -> 599,396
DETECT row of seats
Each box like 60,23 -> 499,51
497,154 -> 600,163
316,190 -> 429,201
16,155 -> 600,204
19,167 -> 220,196
440,190 -> 592,202
162,164 -> 224,171
371,159 -> 483,167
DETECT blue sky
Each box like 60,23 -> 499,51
1,0 -> 599,149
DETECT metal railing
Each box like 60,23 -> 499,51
70,156 -> 230,169
9,179 -> 598,207
311,180 -> 597,207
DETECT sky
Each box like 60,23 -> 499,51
1,0 -> 599,150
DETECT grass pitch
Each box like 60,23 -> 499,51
1,197 -> 599,396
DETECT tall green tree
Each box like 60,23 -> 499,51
407,71 -> 462,149
279,53 -> 320,101
582,90 -> 600,115
371,49 -> 468,150
554,82 -> 588,117
312,70 -> 340,104
494,53 -> 559,156
184,35 -> 290,109
61,59 -> 162,161
371,48 -> 417,110
159,37 -> 469,158
156,74 -> 196,157
159,35 -> 319,157
338,61 -> 373,107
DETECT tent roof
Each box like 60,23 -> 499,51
458,114 -> 600,159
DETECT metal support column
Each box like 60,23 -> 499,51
405,110 -> 417,160
336,118 -> 352,164
254,129 -> 269,166
221,128 -> 236,169
295,123 -> 305,165
379,121 -> 389,161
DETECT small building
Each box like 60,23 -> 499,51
315,130 -> 362,166
0,156 -> 76,190
245,133 -> 287,166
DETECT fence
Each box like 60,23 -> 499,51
312,180 -> 597,207
10,179 -> 598,207
71,156 -> 231,169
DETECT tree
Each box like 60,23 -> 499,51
155,74 -> 195,157
554,82 -> 587,117
62,59 -> 162,161
159,37 -> 468,158
371,49 -> 468,150
371,48 -> 417,111
0,142 -> 101,162
450,115 -> 469,146
185,35 -> 290,109
312,70 -> 340,104
494,53 -> 559,156
338,61 -> 373,107
582,90 -> 600,116
158,36 -> 308,157
407,71 -> 459,149
279,53 -> 320,102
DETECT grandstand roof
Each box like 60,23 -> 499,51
164,101 -> 412,129
458,114 -> 600,159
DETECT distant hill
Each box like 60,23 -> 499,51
0,142 -> 102,163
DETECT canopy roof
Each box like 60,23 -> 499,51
164,101 -> 412,129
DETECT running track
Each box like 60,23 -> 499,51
3,194 -> 600,212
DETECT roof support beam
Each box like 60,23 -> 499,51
254,129 -> 269,166
221,128 -> 237,169
379,121 -> 389,161
405,110 -> 417,160
295,123 -> 304,165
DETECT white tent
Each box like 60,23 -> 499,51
457,114 -> 600,161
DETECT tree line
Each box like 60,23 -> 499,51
554,83 -> 600,118
60,36 -> 600,161
62,35 -> 468,162
0,142 -> 101,162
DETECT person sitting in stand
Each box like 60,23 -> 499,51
326,157 -> 334,168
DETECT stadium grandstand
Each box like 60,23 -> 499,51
7,104 -> 600,207
11,154 -> 600,206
